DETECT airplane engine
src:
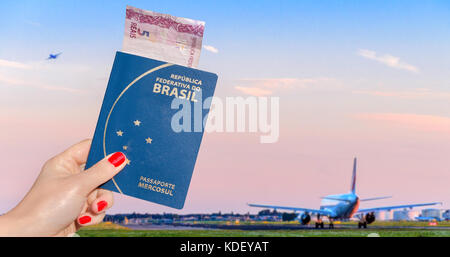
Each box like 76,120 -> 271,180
365,212 -> 375,224
300,213 -> 311,225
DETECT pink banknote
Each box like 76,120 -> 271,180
123,5 -> 205,68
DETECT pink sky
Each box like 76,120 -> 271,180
1,80 -> 449,214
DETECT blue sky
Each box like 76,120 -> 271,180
2,0 -> 449,78
0,1 -> 449,214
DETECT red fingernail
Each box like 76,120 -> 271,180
97,200 -> 107,212
108,152 -> 125,167
79,216 -> 91,225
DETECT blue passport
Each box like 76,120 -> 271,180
85,51 -> 218,209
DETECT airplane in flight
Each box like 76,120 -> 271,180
248,158 -> 441,228
46,52 -> 62,60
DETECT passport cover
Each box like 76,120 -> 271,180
85,51 -> 218,209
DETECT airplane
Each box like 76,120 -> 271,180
46,52 -> 62,60
248,158 -> 442,228
415,216 -> 442,222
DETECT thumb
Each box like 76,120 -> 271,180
77,152 -> 127,194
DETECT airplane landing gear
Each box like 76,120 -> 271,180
329,219 -> 334,229
356,213 -> 368,229
358,221 -> 367,229
315,214 -> 325,229
315,222 -> 324,228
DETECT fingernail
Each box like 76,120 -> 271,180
97,200 -> 107,212
108,152 -> 125,167
79,215 -> 91,225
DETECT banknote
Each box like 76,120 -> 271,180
123,5 -> 205,68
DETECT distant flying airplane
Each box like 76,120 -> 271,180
46,52 -> 62,60
248,158 -> 442,228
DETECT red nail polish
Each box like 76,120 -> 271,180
97,200 -> 107,212
79,216 -> 91,225
108,152 -> 125,167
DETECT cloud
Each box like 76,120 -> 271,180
0,58 -> 94,94
357,49 -> 419,73
0,59 -> 31,70
24,20 -> 41,27
0,76 -> 24,86
353,88 -> 450,100
234,86 -> 273,96
233,77 -> 339,96
239,78 -> 334,89
354,113 -> 450,133
203,45 -> 219,54
0,76 -> 87,94
0,58 -> 91,73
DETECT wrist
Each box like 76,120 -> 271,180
0,210 -> 36,237
0,212 -> 19,236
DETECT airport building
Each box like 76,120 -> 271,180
374,210 -> 393,221
393,210 -> 420,221
421,209 -> 441,220
374,209 -> 448,221
376,210 -> 424,221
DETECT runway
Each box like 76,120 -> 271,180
124,223 -> 450,231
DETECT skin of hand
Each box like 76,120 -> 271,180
0,139 -> 127,237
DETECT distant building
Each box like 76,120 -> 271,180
393,210 -> 420,221
127,218 -> 151,224
374,211 -> 387,221
375,210 -> 393,221
421,209 -> 441,220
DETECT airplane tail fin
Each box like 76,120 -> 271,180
351,157 -> 357,194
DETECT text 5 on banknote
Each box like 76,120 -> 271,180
123,5 -> 205,68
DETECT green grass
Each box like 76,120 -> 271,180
182,220 -> 450,227
78,228 -> 450,237
76,222 -> 450,237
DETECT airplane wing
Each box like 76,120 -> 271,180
248,203 -> 332,216
356,202 -> 442,214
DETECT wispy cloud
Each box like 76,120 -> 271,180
234,77 -> 339,96
357,49 -> 419,73
353,88 -> 450,100
234,86 -> 273,96
24,20 -> 41,27
0,58 -> 95,94
203,45 -> 219,54
0,59 -> 32,70
0,76 -> 87,94
0,58 -> 92,73
238,78 -> 334,89
354,113 -> 450,133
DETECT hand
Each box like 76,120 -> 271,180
0,139 -> 127,237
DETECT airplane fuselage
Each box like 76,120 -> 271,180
319,193 -> 360,219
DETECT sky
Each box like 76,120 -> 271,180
0,0 -> 449,215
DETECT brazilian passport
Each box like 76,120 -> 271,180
85,51 -> 218,209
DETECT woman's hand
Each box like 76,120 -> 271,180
0,139 -> 127,237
